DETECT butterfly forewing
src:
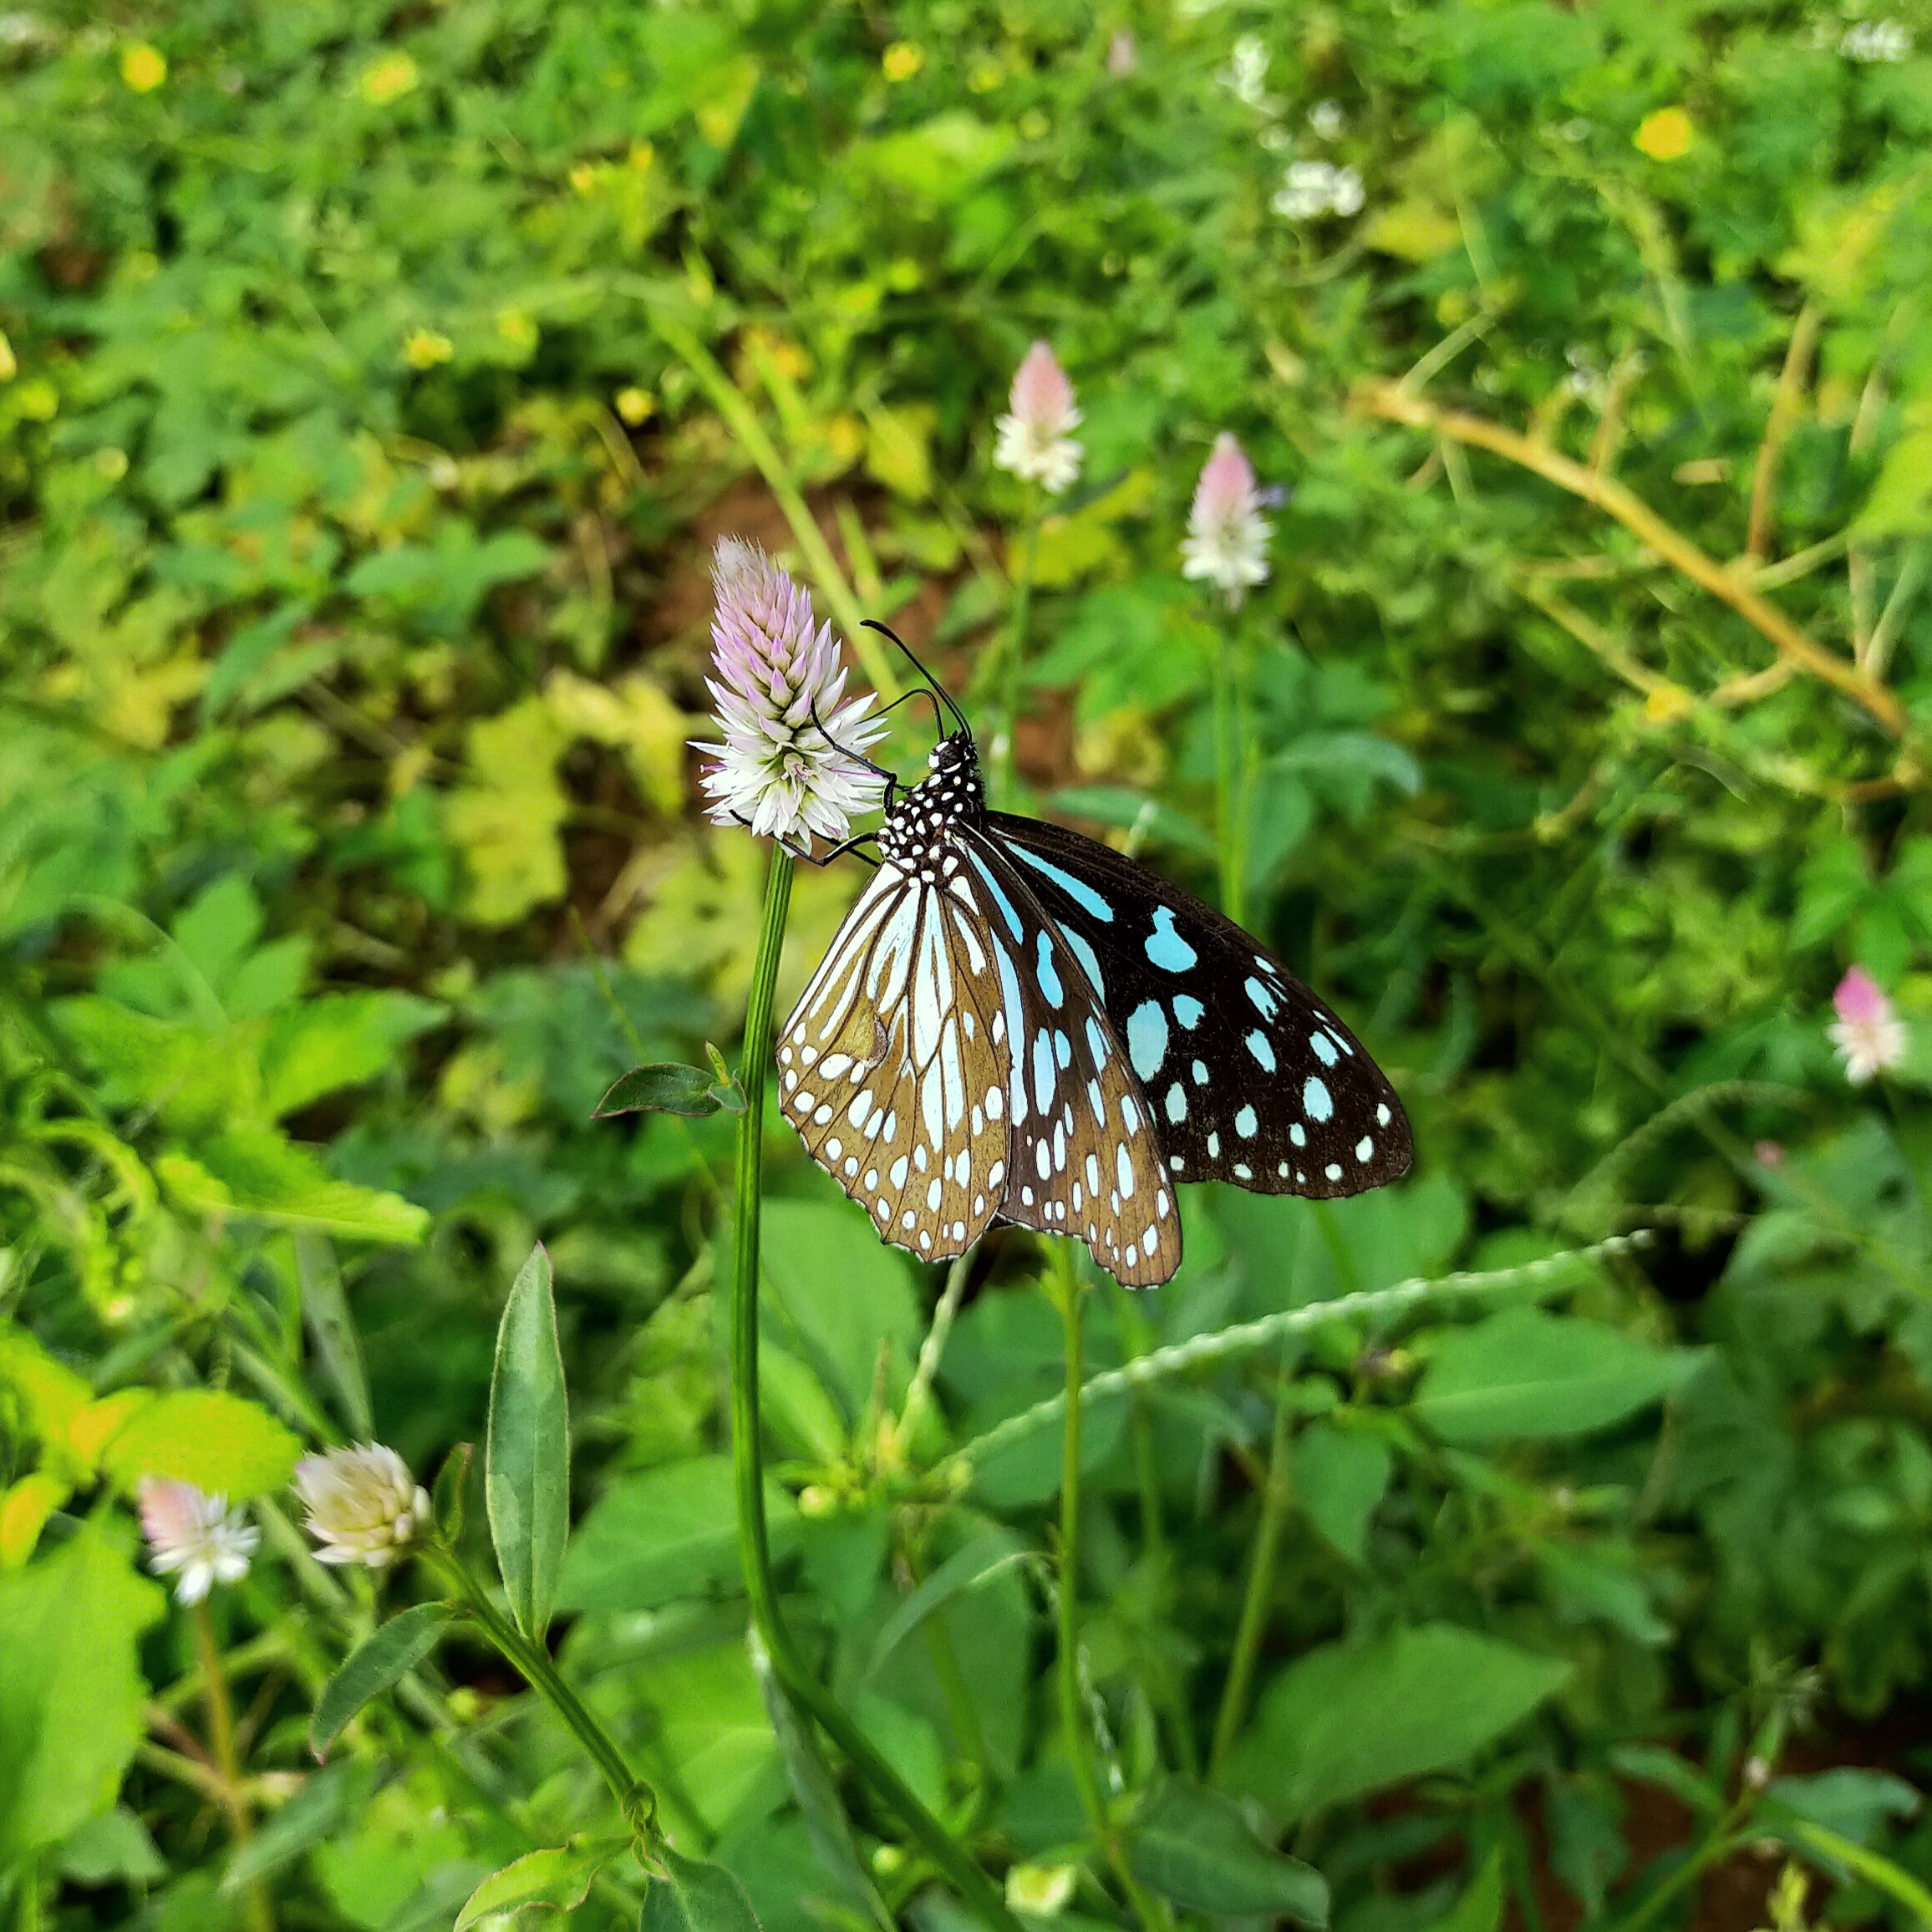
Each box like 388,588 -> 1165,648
778,864 -> 1011,1263
985,812 -> 1412,1199
957,829 -> 1182,1288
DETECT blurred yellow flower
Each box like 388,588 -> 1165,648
1644,682 -> 1694,724
882,41 -> 924,81
1019,107 -> 1050,140
94,447 -> 130,480
497,310 -> 538,350
15,378 -> 58,421
361,52 -> 419,104
0,329 -> 14,383
404,329 -> 453,369
569,161 -> 600,196
614,386 -> 655,425
120,43 -> 167,93
1635,107 -> 1694,160
1005,1864 -> 1077,1914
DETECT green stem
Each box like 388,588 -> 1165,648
1052,1248 -> 1167,1930
996,506 -> 1040,808
429,1550 -> 657,1845
1214,624 -> 1248,925
193,1600 -> 273,1932
1208,1377 -> 1294,1778
731,847 -> 1023,1932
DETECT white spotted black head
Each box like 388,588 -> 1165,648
877,729 -> 983,877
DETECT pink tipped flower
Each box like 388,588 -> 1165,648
994,341 -> 1084,494
1106,30 -> 1138,76
140,1477 -> 258,1605
694,540 -> 887,847
1828,967 -> 1907,1085
294,1443 -> 431,1568
1180,432 -> 1272,608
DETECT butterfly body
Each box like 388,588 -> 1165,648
778,724 -> 1410,1287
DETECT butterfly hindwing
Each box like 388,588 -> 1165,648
984,811 -> 1413,1199
956,829 -> 1182,1287
778,864 -> 1011,1263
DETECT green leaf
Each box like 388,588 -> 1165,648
1048,786 -> 1217,857
223,1761 -> 373,1893
1414,1309 -> 1702,1444
866,1528 -> 1030,1678
487,1243 -> 571,1643
454,1836 -> 628,1929
1765,1768 -> 1921,1846
296,1233 -> 373,1441
310,1604 -> 455,1762
1422,1848 -> 1504,1932
1224,1624 -> 1573,1822
433,1442 -> 474,1545
156,1132 -> 430,1244
262,990 -> 446,1118
1126,1777 -> 1330,1922
99,1389 -> 301,1498
594,1062 -> 725,1119
557,1455 -> 798,1613
1296,1423 -> 1394,1566
641,1849 -> 767,1931
0,1527 -> 162,1861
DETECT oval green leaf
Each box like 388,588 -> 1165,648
487,1243 -> 571,1643
99,1390 -> 301,1499
1127,1777 -> 1330,1923
309,1603 -> 455,1762
454,1835 -> 628,1929
640,1848 -> 766,1932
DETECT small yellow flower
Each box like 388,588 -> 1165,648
0,329 -> 15,383
360,51 -> 419,105
569,160 -> 602,196
120,43 -> 167,93
1644,682 -> 1694,725
614,386 -> 655,426
882,41 -> 924,82
15,378 -> 58,422
628,141 -> 654,171
497,310 -> 537,350
403,329 -> 453,370
1634,107 -> 1694,161
968,56 -> 1004,93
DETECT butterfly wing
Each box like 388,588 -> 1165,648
955,827 -> 1182,1288
985,811 -> 1412,1198
777,862 -> 1012,1263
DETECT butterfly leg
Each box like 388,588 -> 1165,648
728,815 -> 882,869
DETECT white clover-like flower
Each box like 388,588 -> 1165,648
993,341 -> 1084,494
1273,160 -> 1364,221
694,540 -> 887,847
1106,29 -> 1137,76
140,1478 -> 258,1605
1181,433 -> 1273,608
293,1444 -> 431,1568
1309,98 -> 1346,140
1842,19 -> 1911,60
1828,966 -> 1908,1085
1219,34 -> 1273,109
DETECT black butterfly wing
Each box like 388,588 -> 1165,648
953,826 -> 1183,1287
984,811 -> 1412,1199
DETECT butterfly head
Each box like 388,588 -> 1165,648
877,729 -> 983,875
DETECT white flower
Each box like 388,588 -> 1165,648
293,1444 -> 431,1568
1219,34 -> 1273,109
1272,160 -> 1364,221
1181,432 -> 1273,608
1842,20 -> 1911,61
993,340 -> 1084,494
694,540 -> 887,847
1309,99 -> 1346,139
140,1478 -> 258,1605
1005,1863 -> 1079,1914
1828,966 -> 1908,1085
1106,29 -> 1137,76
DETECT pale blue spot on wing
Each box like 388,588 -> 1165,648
1035,929 -> 1063,1007
965,850 -> 1025,942
1054,1030 -> 1071,1069
1165,1082 -> 1187,1124
1290,1123 -> 1306,1147
1244,975 -> 1279,1019
1032,1030 -> 1057,1113
1304,1076 -> 1334,1122
1246,1030 -> 1275,1071
1144,906 -> 1198,972
1058,923 -> 1106,1000
1310,1031 -> 1339,1068
1007,843 -> 1116,923
1126,999 -> 1168,1080
1235,1104 -> 1258,1138
1084,1016 -> 1112,1066
1172,994 -> 1204,1029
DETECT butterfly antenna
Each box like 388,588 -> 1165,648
862,621 -> 972,738
807,699 -> 899,798
876,686 -> 949,740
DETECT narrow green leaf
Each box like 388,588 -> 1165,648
640,1848 -> 767,1932
1127,1777 -> 1330,1922
594,1063 -> 723,1119
1787,1820 -> 1932,1929
487,1244 -> 571,1643
433,1442 -> 473,1546
309,1604 -> 455,1762
866,1528 -> 1030,1679
223,1762 -> 371,1891
1421,1848 -> 1504,1932
295,1233 -> 373,1441
454,1836 -> 628,1929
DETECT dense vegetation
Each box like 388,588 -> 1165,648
5,0 -> 1932,1925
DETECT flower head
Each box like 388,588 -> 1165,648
695,541 -> 887,847
994,342 -> 1084,494
294,1444 -> 430,1568
1106,30 -> 1138,76
1181,433 -> 1273,608
139,1478 -> 257,1604
1273,160 -> 1364,221
1828,967 -> 1907,1085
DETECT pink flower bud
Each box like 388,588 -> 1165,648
994,342 -> 1084,493
1828,966 -> 1907,1084
1180,432 -> 1273,608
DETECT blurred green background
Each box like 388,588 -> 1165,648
7,0 -> 1932,1925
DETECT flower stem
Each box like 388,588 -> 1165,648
1208,1376 -> 1294,1778
731,844 -> 1024,1932
995,502 -> 1041,807
192,1599 -> 273,1932
1214,625 -> 1249,926
426,1548 -> 658,1846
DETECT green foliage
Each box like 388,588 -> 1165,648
7,0 -> 1932,1923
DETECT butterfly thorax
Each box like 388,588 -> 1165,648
875,731 -> 984,884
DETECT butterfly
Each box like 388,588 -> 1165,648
774,629 -> 1411,1289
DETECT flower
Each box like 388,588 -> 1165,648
1219,35 -> 1273,109
294,1444 -> 430,1568
404,328 -> 452,369
695,540 -> 887,847
1842,20 -> 1912,61
1634,107 -> 1693,161
360,51 -> 419,104
1106,30 -> 1138,76
120,43 -> 167,92
882,40 -> 924,81
993,341 -> 1084,494
1006,1864 -> 1078,1914
1828,967 -> 1907,1085
1273,160 -> 1364,221
1309,99 -> 1346,139
1181,433 -> 1273,608
140,1478 -> 257,1604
